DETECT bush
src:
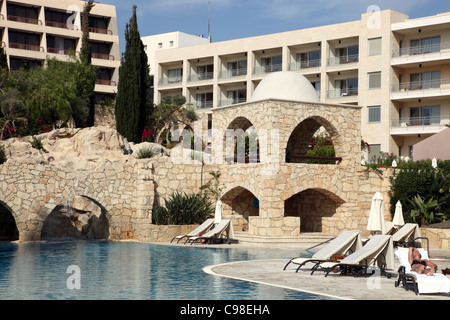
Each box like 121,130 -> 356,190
388,160 -> 450,225
136,147 -> 156,159
152,192 -> 214,225
0,145 -> 6,164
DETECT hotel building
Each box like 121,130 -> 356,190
150,9 -> 450,159
0,0 -> 120,102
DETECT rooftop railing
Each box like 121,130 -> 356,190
392,42 -> 450,57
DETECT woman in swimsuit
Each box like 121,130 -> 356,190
408,246 -> 437,276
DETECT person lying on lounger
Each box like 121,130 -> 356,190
408,246 -> 437,276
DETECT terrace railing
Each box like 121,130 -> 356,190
392,42 -> 450,57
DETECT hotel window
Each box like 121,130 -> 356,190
296,50 -> 321,68
261,55 -> 282,72
167,68 -> 183,83
227,60 -> 247,76
334,45 -> 359,64
409,71 -> 441,89
368,106 -> 381,123
409,106 -> 440,125
197,64 -> 213,80
311,81 -> 321,96
196,92 -> 213,109
368,37 -> 382,55
410,36 -> 440,55
227,89 -> 246,105
334,78 -> 358,96
368,71 -> 381,89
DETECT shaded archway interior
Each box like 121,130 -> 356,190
286,117 -> 339,164
221,186 -> 259,231
284,188 -> 345,232
225,117 -> 259,163
0,202 -> 19,241
41,196 -> 110,240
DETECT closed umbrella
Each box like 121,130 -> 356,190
367,191 -> 387,235
214,199 -> 223,224
392,200 -> 405,229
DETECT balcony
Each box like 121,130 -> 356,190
289,59 -> 321,71
188,72 -> 214,82
327,87 -> 358,99
48,47 -> 79,56
159,76 -> 183,86
195,100 -> 213,109
391,115 -> 450,135
89,27 -> 113,35
46,21 -> 78,30
219,98 -> 247,107
92,53 -> 115,61
96,79 -> 116,86
253,64 -> 282,75
9,42 -> 44,52
391,78 -> 450,101
391,42 -> 450,66
7,15 -> 42,25
327,54 -> 359,67
219,68 -> 247,79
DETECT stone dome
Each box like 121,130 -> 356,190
251,71 -> 320,103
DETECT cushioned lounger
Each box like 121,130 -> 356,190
187,219 -> 231,245
392,223 -> 421,245
283,230 -> 362,272
170,218 -> 215,243
312,234 -> 395,277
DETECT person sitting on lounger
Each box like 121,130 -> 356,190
408,246 -> 437,276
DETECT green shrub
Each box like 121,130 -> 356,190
0,145 -> 6,164
152,192 -> 214,225
29,136 -> 48,153
136,147 -> 156,159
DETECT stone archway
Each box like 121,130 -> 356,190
41,196 -> 110,240
0,201 -> 19,241
284,188 -> 345,232
221,186 -> 259,231
224,117 -> 259,164
286,116 -> 340,164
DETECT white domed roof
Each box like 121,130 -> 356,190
251,72 -> 320,103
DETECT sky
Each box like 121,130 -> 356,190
98,0 -> 450,54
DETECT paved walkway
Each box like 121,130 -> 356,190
175,243 -> 450,300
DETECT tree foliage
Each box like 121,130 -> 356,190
115,5 -> 152,143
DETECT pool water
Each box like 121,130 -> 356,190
0,241 -> 335,300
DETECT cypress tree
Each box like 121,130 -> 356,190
115,5 -> 151,143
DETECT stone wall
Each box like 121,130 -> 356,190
421,228 -> 450,250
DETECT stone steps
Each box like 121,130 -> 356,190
234,231 -> 334,247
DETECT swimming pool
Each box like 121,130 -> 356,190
0,241 -> 335,300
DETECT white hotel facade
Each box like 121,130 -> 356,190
148,9 -> 450,159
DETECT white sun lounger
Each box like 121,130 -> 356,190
283,230 -> 362,272
170,218 -> 214,243
187,219 -> 232,245
392,223 -> 422,246
394,247 -> 450,296
312,234 -> 395,278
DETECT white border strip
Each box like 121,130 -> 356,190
203,260 -> 351,300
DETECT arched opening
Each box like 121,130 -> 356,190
0,202 -> 19,241
225,117 -> 259,164
284,189 -> 345,232
286,117 -> 341,164
41,196 -> 110,240
221,187 -> 259,231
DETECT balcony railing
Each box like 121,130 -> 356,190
89,27 -> 113,35
327,87 -> 358,99
219,68 -> 247,78
7,15 -> 42,25
92,53 -> 115,61
219,98 -> 246,107
159,77 -> 183,86
253,64 -> 282,75
392,78 -> 450,92
289,59 -> 321,71
195,101 -> 213,109
9,42 -> 44,52
46,21 -> 78,30
96,79 -> 117,86
392,42 -> 450,58
48,47 -> 79,56
188,72 -> 214,82
391,115 -> 450,128
327,54 -> 359,66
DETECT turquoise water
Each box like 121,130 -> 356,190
0,241 -> 334,300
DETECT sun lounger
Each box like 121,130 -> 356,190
392,223 -> 422,247
283,230 -> 362,272
312,234 -> 395,278
394,247 -> 450,296
187,219 -> 233,245
170,218 -> 214,243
